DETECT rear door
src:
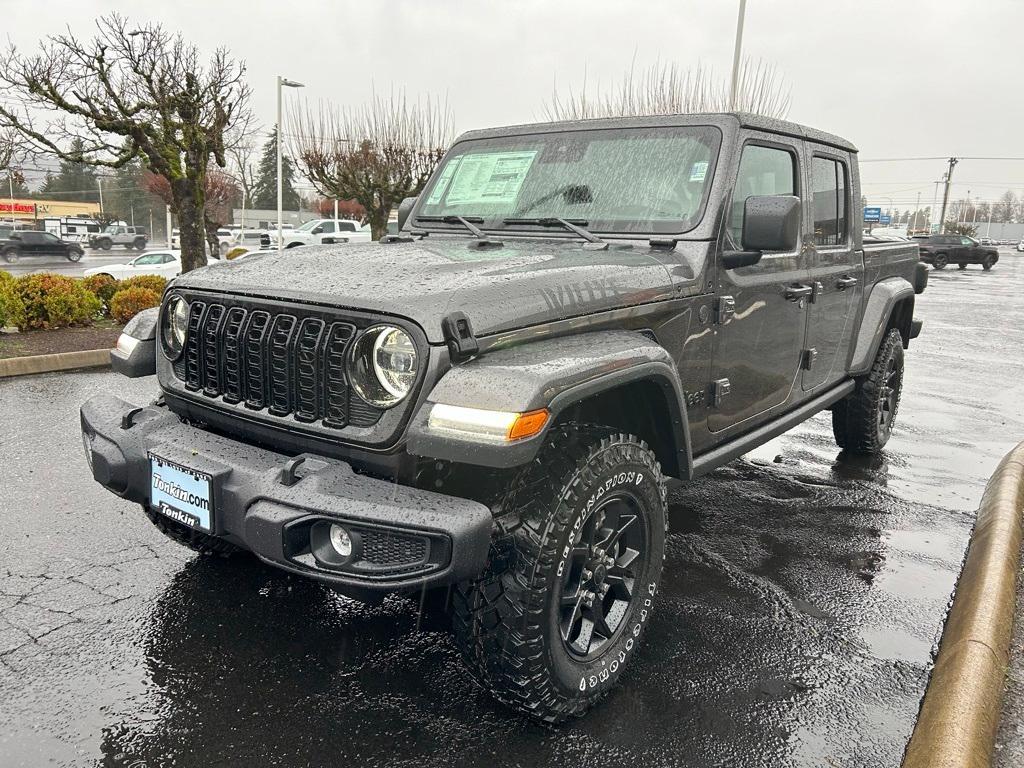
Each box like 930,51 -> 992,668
802,150 -> 862,391
709,135 -> 812,433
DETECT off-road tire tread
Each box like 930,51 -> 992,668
832,328 -> 904,454
142,504 -> 239,558
452,424 -> 667,723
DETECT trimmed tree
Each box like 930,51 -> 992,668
0,14 -> 251,273
290,92 -> 452,240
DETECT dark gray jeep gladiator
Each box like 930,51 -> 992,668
81,112 -> 927,722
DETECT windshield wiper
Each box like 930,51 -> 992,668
503,217 -> 609,250
414,215 -> 502,248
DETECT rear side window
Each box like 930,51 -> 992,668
339,221 -> 357,232
728,144 -> 797,245
811,156 -> 848,247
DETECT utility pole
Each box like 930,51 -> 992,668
166,205 -> 173,249
938,157 -> 958,234
729,0 -> 748,111
97,177 -> 105,218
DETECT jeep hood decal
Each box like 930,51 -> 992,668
172,238 -> 696,343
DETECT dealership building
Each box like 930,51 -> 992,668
0,197 -> 101,222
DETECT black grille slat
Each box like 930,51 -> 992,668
322,323 -> 354,428
293,318 -> 325,422
170,297 -> 376,430
360,529 -> 428,569
183,302 -> 207,391
221,307 -> 248,403
201,304 -> 226,397
243,311 -> 271,409
267,315 -> 297,416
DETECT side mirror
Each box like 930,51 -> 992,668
742,195 -> 801,252
397,196 -> 417,232
110,307 -> 158,378
722,195 -> 801,270
311,226 -> 323,235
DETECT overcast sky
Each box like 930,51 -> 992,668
5,0 -> 1023,220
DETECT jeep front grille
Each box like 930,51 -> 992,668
172,300 -> 381,429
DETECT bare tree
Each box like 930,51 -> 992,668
0,14 -> 251,272
543,58 -> 791,121
224,112 -> 261,214
289,92 -> 453,240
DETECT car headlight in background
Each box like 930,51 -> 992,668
348,325 -> 418,408
161,294 -> 190,359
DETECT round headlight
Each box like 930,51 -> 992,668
348,325 -> 418,408
162,294 -> 190,359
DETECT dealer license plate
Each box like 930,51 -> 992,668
149,454 -> 214,533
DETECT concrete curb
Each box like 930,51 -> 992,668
903,441 -> 1024,768
0,348 -> 111,378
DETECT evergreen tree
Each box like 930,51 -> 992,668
39,139 -> 100,202
251,127 -> 300,210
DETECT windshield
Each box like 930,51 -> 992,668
417,125 -> 722,235
295,220 -> 320,232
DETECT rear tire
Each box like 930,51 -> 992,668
2,248 -> 18,264
932,253 -> 948,269
133,237 -> 147,250
958,263 -> 967,270
452,425 -> 667,723
142,504 -> 240,558
832,328 -> 904,454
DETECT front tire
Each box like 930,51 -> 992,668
67,249 -> 83,262
982,256 -> 996,270
832,328 -> 904,454
453,425 -> 667,723
2,248 -> 18,264
97,238 -> 112,251
932,253 -> 948,269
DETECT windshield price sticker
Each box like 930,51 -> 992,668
689,161 -> 709,182
425,156 -> 463,204
443,150 -> 538,206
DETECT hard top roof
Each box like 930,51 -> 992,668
455,111 -> 857,154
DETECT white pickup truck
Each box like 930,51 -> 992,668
260,219 -> 371,249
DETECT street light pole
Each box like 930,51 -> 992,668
276,75 -> 305,252
97,177 -> 104,218
729,0 -> 748,111
938,157 -> 958,234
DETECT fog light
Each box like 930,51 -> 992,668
81,431 -> 94,471
329,524 -> 353,557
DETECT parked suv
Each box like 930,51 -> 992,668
260,218 -> 371,249
1,229 -> 85,263
89,225 -> 148,251
914,233 -> 998,270
82,112 -> 926,723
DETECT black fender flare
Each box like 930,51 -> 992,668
406,330 -> 691,474
848,277 -> 915,376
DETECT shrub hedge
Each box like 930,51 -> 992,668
109,287 -> 162,324
0,270 -> 25,329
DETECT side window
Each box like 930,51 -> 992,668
729,144 -> 797,246
811,156 -> 848,247
339,221 -> 356,232
161,254 -> 176,264
319,222 -> 336,233
960,236 -> 973,246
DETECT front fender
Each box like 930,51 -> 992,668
848,277 -> 914,376
407,330 -> 690,470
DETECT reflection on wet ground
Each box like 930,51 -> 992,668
1,254 -> 1022,767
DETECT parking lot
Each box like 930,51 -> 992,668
1,250 -> 1022,767
0,247 -> 176,279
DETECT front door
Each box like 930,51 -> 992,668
709,137 -> 811,433
802,151 -> 862,391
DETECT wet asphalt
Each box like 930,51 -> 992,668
1,251 -> 1023,768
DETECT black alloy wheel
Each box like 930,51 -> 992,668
557,493 -> 648,660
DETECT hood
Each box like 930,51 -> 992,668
173,236 -> 701,343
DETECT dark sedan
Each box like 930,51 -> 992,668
913,234 -> 999,270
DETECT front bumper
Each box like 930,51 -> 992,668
80,394 -> 493,598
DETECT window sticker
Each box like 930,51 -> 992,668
425,156 -> 463,205
443,151 -> 538,206
688,161 -> 709,182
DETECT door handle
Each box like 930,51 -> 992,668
784,284 -> 813,301
836,276 -> 858,290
